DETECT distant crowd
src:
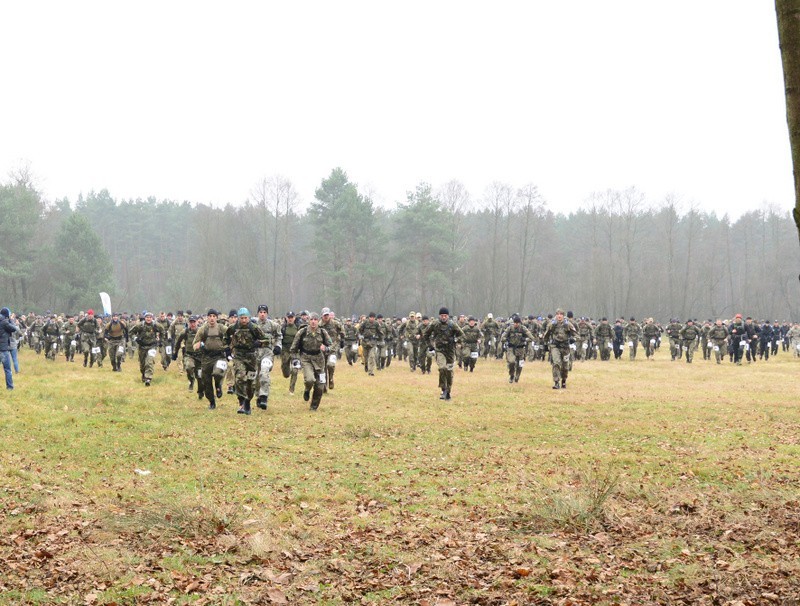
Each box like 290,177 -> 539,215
2,305 -> 798,402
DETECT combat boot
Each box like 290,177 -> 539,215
561,378 -> 567,389
553,381 -> 560,390
257,396 -> 268,410
236,398 -> 247,414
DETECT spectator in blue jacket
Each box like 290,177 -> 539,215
1,307 -> 19,390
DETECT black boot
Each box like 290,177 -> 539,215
208,398 -> 216,410
237,397 -> 247,414
257,395 -> 268,410
553,381 -> 560,390
561,378 -> 567,389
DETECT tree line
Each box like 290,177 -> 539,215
1,167 -> 798,321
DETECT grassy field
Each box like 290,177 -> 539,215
2,348 -> 800,605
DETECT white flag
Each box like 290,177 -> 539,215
99,292 -> 112,316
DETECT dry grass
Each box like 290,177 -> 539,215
2,348 -> 800,604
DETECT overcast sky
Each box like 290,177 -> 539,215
0,1 -> 792,217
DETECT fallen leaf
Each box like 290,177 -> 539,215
267,587 -> 288,604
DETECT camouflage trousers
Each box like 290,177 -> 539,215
281,350 -> 299,393
159,343 -> 173,370
81,335 -> 99,366
324,351 -> 338,388
626,339 -> 638,361
683,340 -> 697,363
63,337 -> 77,361
575,338 -> 589,360
505,347 -> 526,381
669,337 -> 681,360
462,344 -> 479,371
43,336 -> 59,360
255,348 -> 273,398
344,341 -> 359,365
200,352 -> 226,404
183,353 -> 202,389
550,345 -> 570,382
362,343 -> 378,375
108,338 -> 125,370
435,350 -> 456,392
233,354 -> 258,402
597,337 -> 613,361
301,352 -> 326,410
710,340 -> 726,363
137,345 -> 157,380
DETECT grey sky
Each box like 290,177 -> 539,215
1,1 -> 792,217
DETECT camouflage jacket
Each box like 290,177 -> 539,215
543,319 -> 577,346
129,321 -> 166,347
461,324 -> 484,345
501,324 -> 533,349
680,324 -> 701,341
358,320 -> 385,343
192,322 -> 227,352
104,320 -> 128,340
320,318 -> 343,345
424,319 -> 464,352
290,326 -> 332,356
255,317 -> 282,349
226,321 -> 267,356
708,325 -> 728,342
595,323 -> 614,339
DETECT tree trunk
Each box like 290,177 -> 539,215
776,0 -> 800,244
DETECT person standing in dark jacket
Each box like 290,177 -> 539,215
612,319 -> 624,360
744,317 -> 759,363
759,321 -> 774,361
0,307 -> 19,390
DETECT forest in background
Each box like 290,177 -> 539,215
2,167 -> 799,321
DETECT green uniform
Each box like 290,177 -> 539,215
481,318 -> 500,358
77,316 -> 101,367
289,324 -> 332,410
401,318 -> 420,370
156,317 -> 172,370
708,324 -> 728,364
460,324 -> 483,372
575,320 -> 592,361
42,319 -> 61,360
358,319 -> 384,375
281,319 -> 301,393
129,320 -> 166,383
500,323 -> 533,382
423,318 -> 465,399
103,319 -> 128,371
642,322 -> 660,359
175,323 -> 202,395
320,317 -> 344,387
61,320 -> 78,362
227,320 -> 267,414
342,321 -> 360,366
255,317 -> 282,405
193,321 -> 229,407
543,318 -> 578,387
594,321 -> 614,361
666,322 -> 682,361
680,323 -> 702,363
623,321 -> 641,361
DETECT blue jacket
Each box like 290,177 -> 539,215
0,316 -> 19,351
